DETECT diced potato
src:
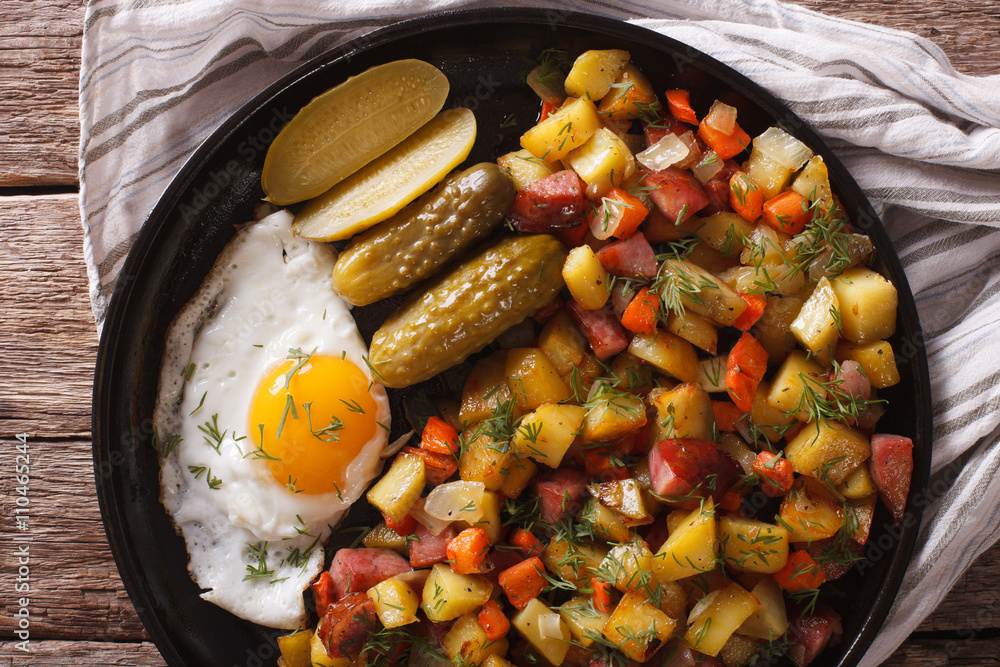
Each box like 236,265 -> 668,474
367,452 -> 425,523
521,96 -> 601,162
601,539 -> 655,592
566,127 -> 636,199
563,352 -> 603,398
564,49 -> 631,100
628,329 -> 700,383
580,497 -> 632,543
784,420 -> 871,486
589,478 -> 651,522
513,403 -> 586,467
443,612 -> 509,665
695,212 -> 756,258
563,245 -> 612,310
753,294 -> 804,365
496,148 -> 556,190
766,351 -> 828,422
684,583 -> 761,657
603,591 -> 676,662
718,517 -> 790,574
648,382 -> 715,442
454,490 -> 504,543
310,630 -> 347,667
367,578 -> 419,628
482,657 -> 514,667
597,63 -> 657,119
849,493 -> 878,545
749,381 -> 796,445
538,311 -> 587,377
609,353 -> 654,393
740,225 -> 806,296
666,311 -> 719,354
745,144 -> 793,201
507,348 -> 572,410
277,629 -> 312,667
696,356 -> 729,394
658,259 -> 747,327
513,598 -> 572,666
582,387 -> 647,442
657,580 -> 688,619
835,340 -> 900,389
791,155 -> 834,211
544,536 -> 608,586
652,501 -> 717,582
422,563 -> 493,622
460,432 -> 515,491
688,242 -> 741,276
362,522 -> 409,555
560,595 -> 611,647
838,463 -> 876,499
829,267 -> 898,344
738,577 -> 789,640
778,477 -> 844,542
460,350 -> 516,426
790,276 -> 841,365
499,456 -> 538,499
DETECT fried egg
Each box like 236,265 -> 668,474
154,209 -> 389,629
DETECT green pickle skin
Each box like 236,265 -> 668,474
332,162 -> 516,306
369,234 -> 568,388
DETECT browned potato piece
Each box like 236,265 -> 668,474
460,350 -> 516,426
506,348 -> 572,410
538,311 -> 587,377
784,420 -> 871,486
648,382 -> 714,442
666,311 -> 718,354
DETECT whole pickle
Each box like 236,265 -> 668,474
369,234 -> 567,388
332,162 -> 516,306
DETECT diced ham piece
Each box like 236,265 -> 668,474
648,438 -> 741,503
327,547 -> 412,599
595,231 -> 658,280
831,359 -> 873,401
534,467 -> 590,524
507,169 -> 587,232
700,159 -> 741,215
317,593 -> 378,658
409,523 -> 458,568
806,537 -> 866,581
786,604 -> 844,666
869,434 -> 914,524
566,300 -> 629,360
644,167 -> 710,225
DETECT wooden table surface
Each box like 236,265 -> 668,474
1,1 -> 998,665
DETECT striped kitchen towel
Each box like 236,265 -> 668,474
78,0 -> 1000,664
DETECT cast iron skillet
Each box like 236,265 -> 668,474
93,8 -> 932,667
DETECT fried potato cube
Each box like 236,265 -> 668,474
277,629 -> 312,667
718,516 -> 790,574
564,49 -> 631,100
829,267 -> 898,344
512,403 -> 586,468
538,310 -> 587,377
461,350 -> 516,426
513,599 -> 571,666
507,348 -> 573,410
603,591 -> 676,662
442,612 -> 509,665
766,350 -> 828,422
366,452 -> 425,523
497,148 -> 556,190
648,382 -> 715,442
566,126 -> 636,199
582,388 -> 647,443
652,501 -> 717,582
521,96 -> 601,162
367,578 -> 420,628
738,577 -> 789,640
666,310 -> 719,354
628,329 -> 700,383
835,340 -> 900,389
560,594 -> 611,647
460,433 -> 515,492
784,420 -> 871,486
684,583 -> 761,657
778,477 -> 844,542
596,63 -> 657,119
422,563 -> 493,622
790,276 -> 840,364
563,245 -> 612,310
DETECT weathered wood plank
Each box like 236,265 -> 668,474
0,437 -> 147,641
0,0 -> 86,187
0,195 -> 97,437
885,635 -> 1000,666
918,541 -> 1000,632
0,640 -> 166,666
783,0 -> 1000,76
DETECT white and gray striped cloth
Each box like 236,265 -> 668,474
79,0 -> 1000,664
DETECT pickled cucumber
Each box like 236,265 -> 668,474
332,163 -> 516,306
262,59 -> 449,206
293,107 -> 477,241
368,235 -> 568,388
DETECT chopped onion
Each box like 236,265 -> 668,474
381,429 -> 414,458
637,132 -> 690,171
688,589 -> 723,626
526,64 -> 566,106
674,131 -> 703,170
754,126 -> 814,171
424,480 -> 485,522
409,498 -> 452,536
691,150 -> 724,184
704,100 -> 737,135
538,612 -> 564,640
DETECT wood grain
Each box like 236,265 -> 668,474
0,195 -> 97,437
0,0 -> 86,187
0,640 -> 166,666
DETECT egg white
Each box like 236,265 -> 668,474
154,209 -> 389,629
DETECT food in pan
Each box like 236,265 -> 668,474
153,209 -> 390,629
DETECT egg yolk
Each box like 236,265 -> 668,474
248,354 -> 379,495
